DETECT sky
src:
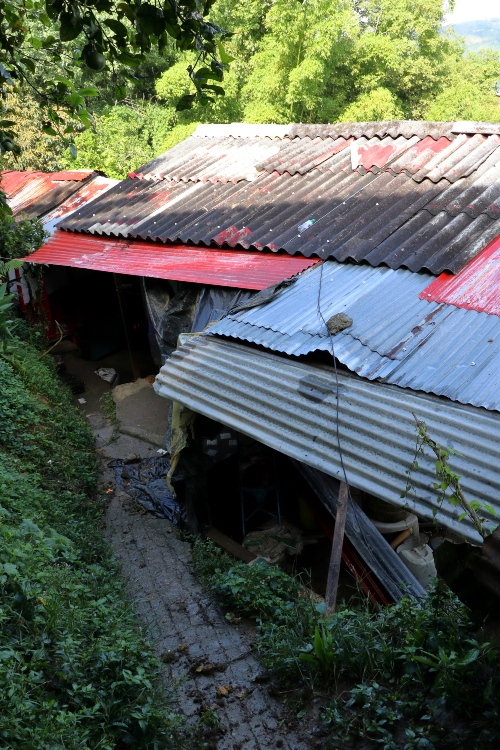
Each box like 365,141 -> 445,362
446,0 -> 500,24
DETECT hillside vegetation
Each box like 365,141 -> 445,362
0,325 -> 190,749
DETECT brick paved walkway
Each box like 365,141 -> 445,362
104,482 -> 312,750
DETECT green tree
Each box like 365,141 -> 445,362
0,0 -> 232,165
423,50 -> 500,122
61,100 -> 175,178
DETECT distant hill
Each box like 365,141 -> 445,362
446,18 -> 500,53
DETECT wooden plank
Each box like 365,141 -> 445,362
325,481 -> 349,616
207,526 -> 258,564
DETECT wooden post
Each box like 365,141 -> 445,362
325,481 -> 349,616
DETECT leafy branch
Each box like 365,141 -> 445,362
403,413 -> 490,539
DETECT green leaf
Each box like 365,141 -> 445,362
54,75 -> 74,89
136,3 -> 165,36
59,12 -> 83,42
2,563 -> 18,576
114,85 -> 127,101
69,143 -> 77,159
29,37 -> 43,50
78,87 -> 99,97
216,39 -> 235,64
104,19 -> 128,37
117,50 -> 142,67
204,84 -> 225,95
20,58 -> 36,74
175,93 -> 196,111
42,125 -> 58,136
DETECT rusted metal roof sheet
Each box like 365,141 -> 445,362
42,176 -> 119,235
23,230 -> 317,290
58,122 -> 500,275
209,259 -> 500,412
154,336 -> 500,545
59,170 -> 500,274
420,233 -> 500,315
1,169 -> 95,215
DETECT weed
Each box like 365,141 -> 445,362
100,391 -> 118,425
192,538 -> 500,748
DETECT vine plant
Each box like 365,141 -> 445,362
402,413 -> 495,540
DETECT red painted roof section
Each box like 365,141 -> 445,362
0,170 -> 94,214
419,233 -> 500,316
22,230 -> 318,290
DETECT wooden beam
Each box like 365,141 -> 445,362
325,481 -> 349,616
207,526 -> 257,564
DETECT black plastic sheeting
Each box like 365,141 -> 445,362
295,461 -> 426,602
143,278 -> 254,363
109,456 -> 187,524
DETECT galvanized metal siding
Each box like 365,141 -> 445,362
210,260 -> 500,411
154,336 -> 500,545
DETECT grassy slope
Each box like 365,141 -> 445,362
0,332 -> 187,749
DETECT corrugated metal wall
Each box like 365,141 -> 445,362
155,336 -> 500,545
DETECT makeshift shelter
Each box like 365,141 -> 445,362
19,122 -> 500,600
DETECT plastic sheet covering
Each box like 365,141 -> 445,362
143,278 -> 200,361
143,278 -> 255,362
191,286 -> 254,331
295,462 -> 426,602
109,456 -> 187,524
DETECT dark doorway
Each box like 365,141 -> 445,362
44,267 -> 156,380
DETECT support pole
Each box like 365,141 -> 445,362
325,481 -> 349,616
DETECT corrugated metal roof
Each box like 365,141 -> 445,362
1,170 -> 95,215
42,176 -> 119,235
154,336 -> 500,545
59,169 -> 500,274
23,230 -> 317,290
194,121 -> 469,140
420,233 -> 500,316
130,136 -> 282,183
208,259 -> 500,411
58,121 -> 500,275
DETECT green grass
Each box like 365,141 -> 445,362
0,334 -> 192,749
191,538 -> 500,749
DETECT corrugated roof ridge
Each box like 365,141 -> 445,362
191,121 -> 466,141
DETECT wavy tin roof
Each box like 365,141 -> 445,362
154,336 -> 500,545
420,233 -> 500,316
41,175 -> 119,235
24,230 -> 317,290
208,260 -> 500,412
1,170 -> 95,215
58,121 -> 500,275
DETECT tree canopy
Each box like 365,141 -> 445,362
1,0 -> 500,181
0,0 -> 231,160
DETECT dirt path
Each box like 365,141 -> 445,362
87,406 -> 315,749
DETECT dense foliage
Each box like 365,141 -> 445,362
2,0 -> 500,178
0,0 -> 230,162
192,539 -> 500,749
0,329 -> 190,748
